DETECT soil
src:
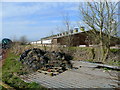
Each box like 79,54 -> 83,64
0,49 -> 7,68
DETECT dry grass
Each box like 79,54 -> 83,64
11,43 -> 34,55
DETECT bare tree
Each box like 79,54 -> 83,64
79,1 -> 119,62
54,13 -> 74,53
20,36 -> 28,45
62,13 -> 74,47
49,31 -> 54,51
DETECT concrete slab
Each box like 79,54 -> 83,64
21,61 -> 119,88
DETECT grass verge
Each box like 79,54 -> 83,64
1,50 -> 47,89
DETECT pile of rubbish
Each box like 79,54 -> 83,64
19,48 -> 73,75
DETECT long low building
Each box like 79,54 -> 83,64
31,39 -> 52,45
42,39 -> 52,44
31,28 -> 120,47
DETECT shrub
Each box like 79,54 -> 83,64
110,49 -> 120,53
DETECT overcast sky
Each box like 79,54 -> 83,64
1,2 -> 82,41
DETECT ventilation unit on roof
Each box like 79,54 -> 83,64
65,31 -> 69,35
60,33 -> 62,36
61,32 -> 65,36
74,28 -> 78,33
57,34 -> 59,37
80,27 -> 85,31
69,29 -> 73,34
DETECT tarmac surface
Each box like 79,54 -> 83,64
21,61 -> 119,88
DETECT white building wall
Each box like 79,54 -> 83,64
31,41 -> 37,44
30,42 -> 34,44
36,40 -> 42,44
31,39 -> 52,45
42,39 -> 52,44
